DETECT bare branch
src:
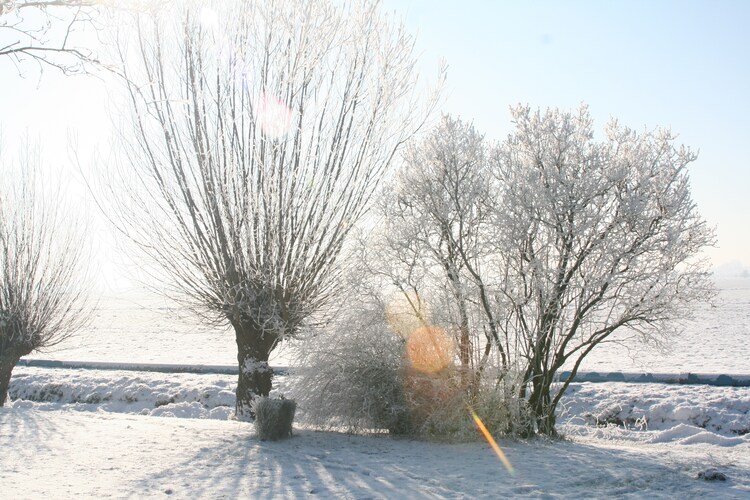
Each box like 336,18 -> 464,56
0,0 -> 103,76
101,0 -> 437,418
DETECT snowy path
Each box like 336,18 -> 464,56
2,408 -> 749,499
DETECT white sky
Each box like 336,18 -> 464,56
0,0 -> 748,293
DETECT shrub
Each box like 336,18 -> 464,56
252,397 -> 297,441
290,304 -> 413,434
291,300 -> 527,440
415,369 -> 531,441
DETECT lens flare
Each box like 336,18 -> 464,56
470,408 -> 515,476
406,325 -> 454,374
255,92 -> 294,139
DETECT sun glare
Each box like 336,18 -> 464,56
471,408 -> 515,476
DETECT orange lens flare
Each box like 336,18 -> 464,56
406,325 -> 454,374
470,409 -> 515,476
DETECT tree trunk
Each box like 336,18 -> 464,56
458,321 -> 473,392
536,411 -> 557,436
0,350 -> 21,407
233,321 -> 278,421
443,261 -> 474,393
528,374 -> 558,436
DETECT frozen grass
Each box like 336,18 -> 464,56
559,382 -> 750,444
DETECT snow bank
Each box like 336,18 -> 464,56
559,382 -> 750,445
8,367 -> 750,447
8,367 -> 292,420
647,424 -> 746,446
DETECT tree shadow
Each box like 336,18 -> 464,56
0,406 -> 61,457
138,425 -> 741,498
140,427 -> 407,498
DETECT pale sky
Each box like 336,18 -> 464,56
385,0 -> 750,270
1,0 -> 748,291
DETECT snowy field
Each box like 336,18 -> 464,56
3,367 -> 750,498
578,277 -> 750,374
24,278 -> 750,374
4,277 -> 748,497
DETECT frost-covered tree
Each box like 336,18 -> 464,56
377,115 -> 506,393
493,105 -> 715,435
289,116 -> 526,438
0,146 -> 89,405
107,0 -> 435,418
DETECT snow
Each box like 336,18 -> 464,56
2,405 -> 748,498
3,367 -> 750,498
23,278 -> 750,374
559,382 -> 750,438
242,357 -> 272,374
646,424 -> 745,446
3,280 -> 748,497
8,367 -> 243,419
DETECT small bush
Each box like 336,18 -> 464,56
253,397 -> 296,441
291,304 -> 413,434
414,369 -> 531,441
291,301 -> 527,440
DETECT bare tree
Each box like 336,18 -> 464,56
0,144 -> 90,405
493,105 -> 716,435
375,115 -> 506,395
0,0 -> 100,75
106,0 -> 436,418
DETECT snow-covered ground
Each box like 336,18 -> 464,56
2,407 -> 749,499
3,366 -> 749,498
4,278 -> 747,497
